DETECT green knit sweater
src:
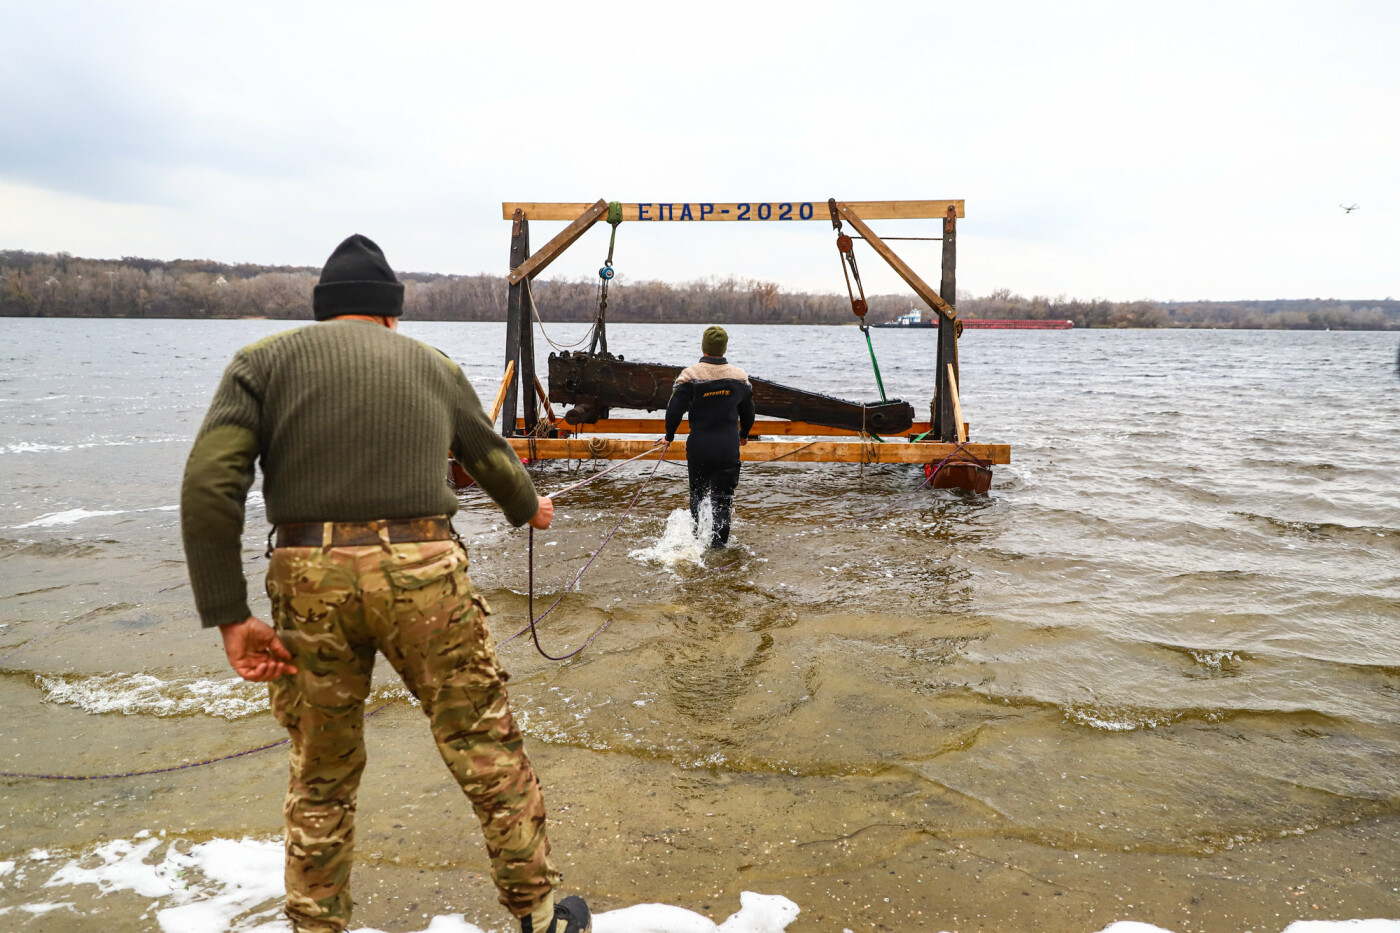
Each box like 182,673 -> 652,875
180,320 -> 538,628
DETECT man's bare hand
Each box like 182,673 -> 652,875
529,495 -> 554,530
220,617 -> 297,682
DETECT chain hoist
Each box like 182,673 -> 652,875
828,198 -> 888,403
588,200 -> 624,356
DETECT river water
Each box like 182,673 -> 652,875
1,319 -> 1398,932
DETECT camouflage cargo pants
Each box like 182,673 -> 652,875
266,539 -> 556,933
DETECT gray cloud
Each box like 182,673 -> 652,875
1,1 -> 1397,299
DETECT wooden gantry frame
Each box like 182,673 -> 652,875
492,199 -> 1010,468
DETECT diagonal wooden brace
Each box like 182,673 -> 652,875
507,198 -> 610,285
489,360 -> 516,424
834,201 -> 955,319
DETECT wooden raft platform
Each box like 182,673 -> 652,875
487,198 -> 1011,488
502,418 -> 1010,465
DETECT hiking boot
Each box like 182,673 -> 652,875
522,895 -> 591,933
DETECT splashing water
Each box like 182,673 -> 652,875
629,500 -> 715,569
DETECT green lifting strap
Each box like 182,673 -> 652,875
863,326 -> 888,404
605,201 -> 623,260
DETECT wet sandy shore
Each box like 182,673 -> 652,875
3,709 -> 1399,932
3,595 -> 1399,932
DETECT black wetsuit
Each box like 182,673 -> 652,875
664,355 -> 756,547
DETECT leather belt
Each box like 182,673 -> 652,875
274,516 -> 455,549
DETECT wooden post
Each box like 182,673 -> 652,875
502,210 -> 529,436
944,204 -> 959,388
934,204 -> 959,441
520,272 -> 539,435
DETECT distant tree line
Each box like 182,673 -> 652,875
958,288 -> 1400,331
2,249 -> 1397,330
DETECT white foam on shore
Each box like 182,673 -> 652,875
595,891 -> 798,932
630,503 -> 714,569
20,835 -> 801,933
35,672 -> 414,720
41,836 -> 285,933
12,503 -> 181,528
14,508 -> 129,528
3,437 -> 182,455
13,835 -> 1400,933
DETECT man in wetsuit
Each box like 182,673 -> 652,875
663,325 -> 755,548
180,235 -> 590,933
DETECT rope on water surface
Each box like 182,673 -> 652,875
849,440 -> 987,523
501,442 -> 670,659
545,440 -> 666,498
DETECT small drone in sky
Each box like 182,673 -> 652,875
1340,203 -> 1360,214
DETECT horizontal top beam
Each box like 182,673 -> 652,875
501,200 -> 964,222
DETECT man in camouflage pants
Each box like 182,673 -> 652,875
181,235 -> 590,933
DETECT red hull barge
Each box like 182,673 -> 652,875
962,318 -> 1073,329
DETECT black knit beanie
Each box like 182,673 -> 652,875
312,234 -> 404,320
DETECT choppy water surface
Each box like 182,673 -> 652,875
2,319 -> 1398,928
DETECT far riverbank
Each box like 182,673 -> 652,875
4,248 -> 1399,329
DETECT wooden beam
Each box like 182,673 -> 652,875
507,199 -> 609,284
507,437 -> 1009,464
835,202 -> 953,318
533,374 -> 557,422
514,419 -> 970,438
501,200 -> 964,223
533,418 -> 936,437
489,360 -> 515,424
947,364 -> 967,443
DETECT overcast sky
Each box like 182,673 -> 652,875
1,1 -> 1395,301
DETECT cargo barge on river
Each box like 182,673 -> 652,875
877,309 -> 1073,329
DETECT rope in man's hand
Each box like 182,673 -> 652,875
504,440 -> 670,660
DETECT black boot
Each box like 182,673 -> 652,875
522,895 -> 591,933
